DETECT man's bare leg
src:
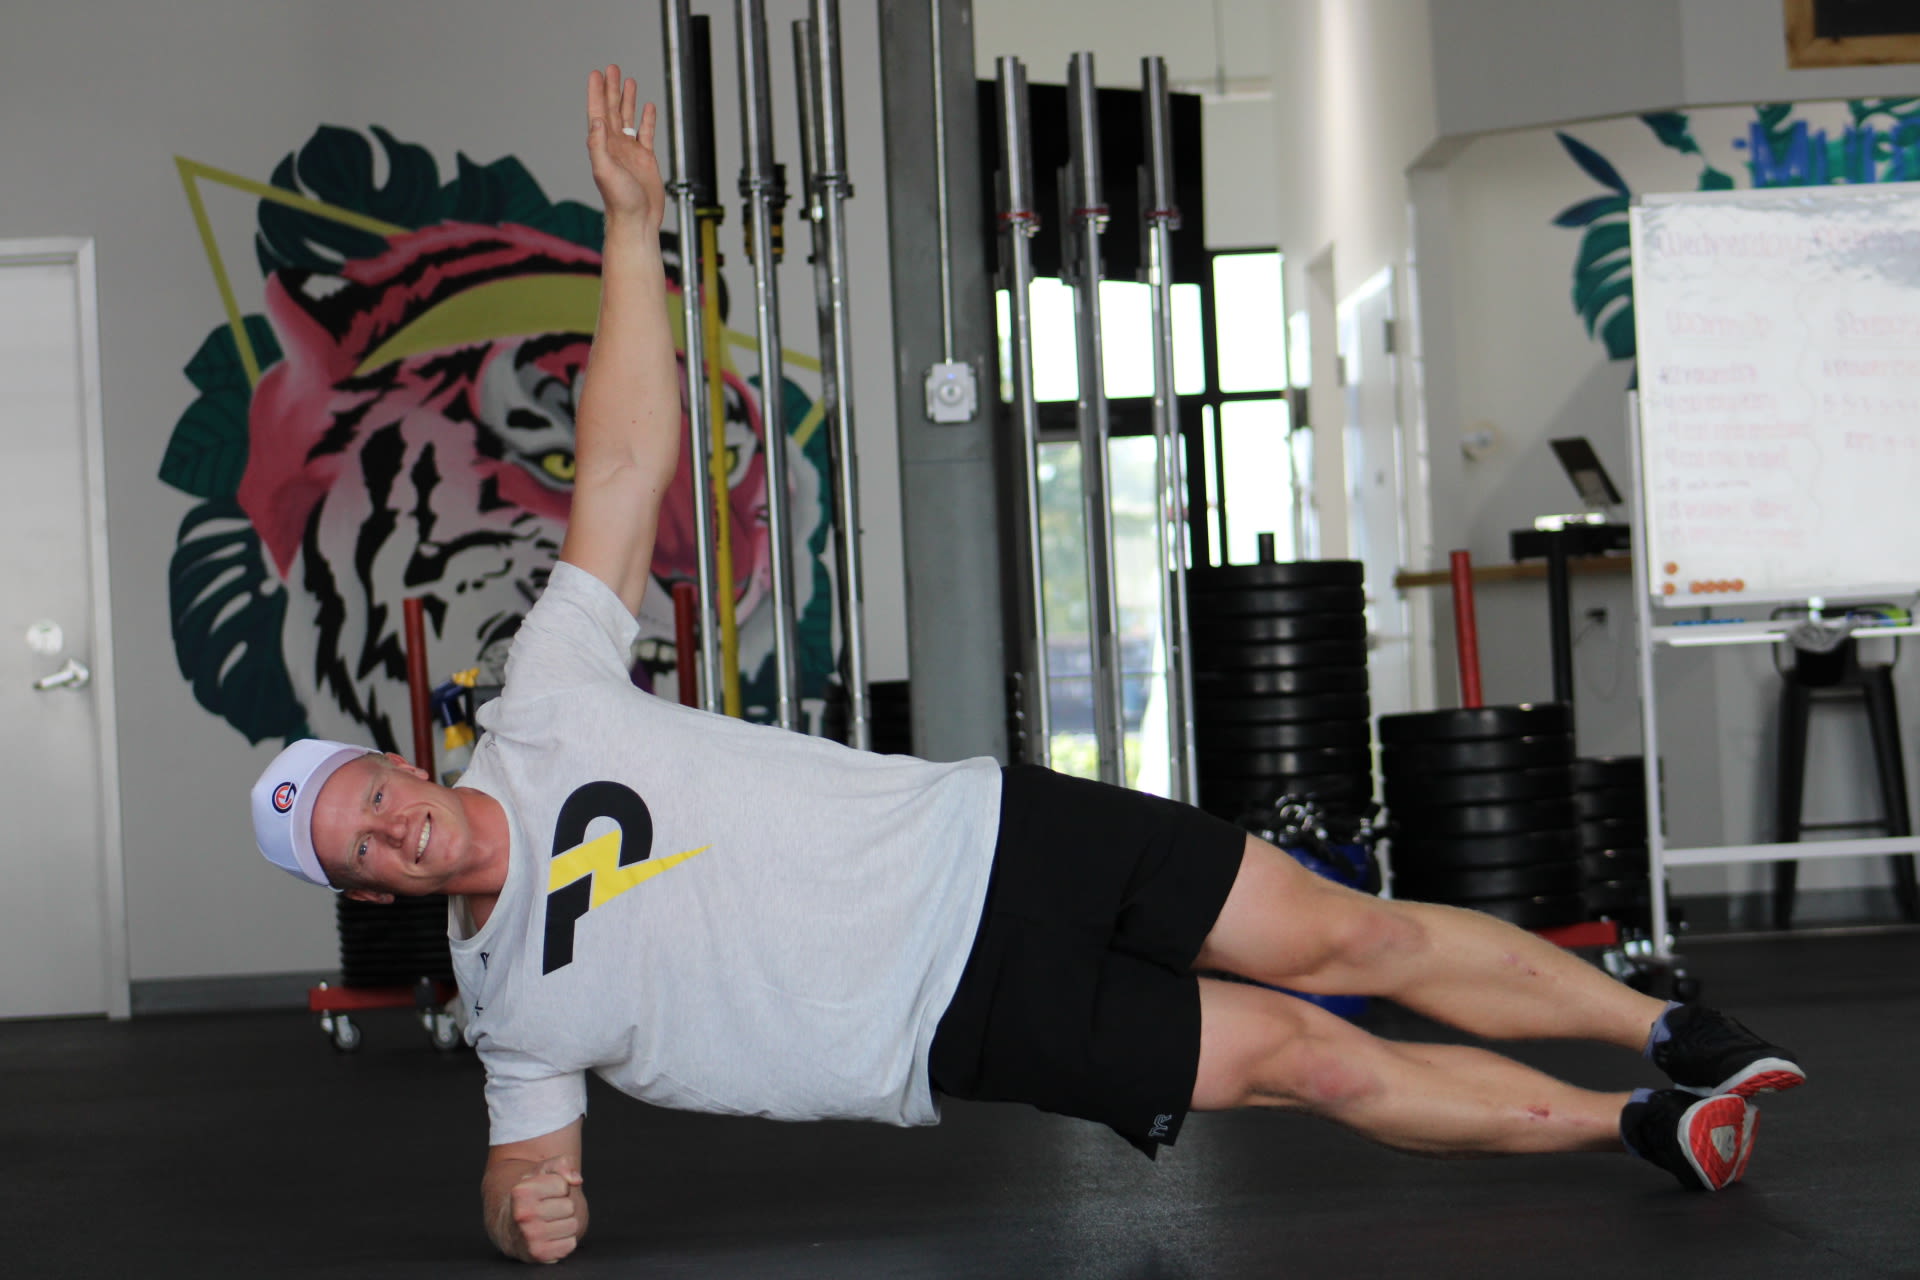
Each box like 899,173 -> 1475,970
1194,836 -> 1669,1050
1191,978 -> 1628,1154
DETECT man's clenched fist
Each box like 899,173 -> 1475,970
508,1155 -> 584,1263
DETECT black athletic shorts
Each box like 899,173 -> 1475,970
927,764 -> 1247,1156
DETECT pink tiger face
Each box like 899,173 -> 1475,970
236,221 -> 781,748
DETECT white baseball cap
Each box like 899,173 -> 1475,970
251,739 -> 375,889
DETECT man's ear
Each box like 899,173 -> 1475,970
382,751 -> 430,782
345,889 -> 395,906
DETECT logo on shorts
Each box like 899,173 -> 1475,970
1148,1113 -> 1172,1139
272,782 -> 297,813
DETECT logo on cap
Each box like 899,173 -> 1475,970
273,782 -> 297,813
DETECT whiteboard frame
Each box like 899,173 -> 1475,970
1628,183 -> 1920,610
1629,393 -> 1920,962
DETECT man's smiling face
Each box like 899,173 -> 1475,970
309,752 -> 478,902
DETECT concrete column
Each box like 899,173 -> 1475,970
877,0 -> 1009,762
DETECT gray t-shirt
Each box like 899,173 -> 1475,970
448,563 -> 1002,1146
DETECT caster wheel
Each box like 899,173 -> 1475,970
1672,974 -> 1702,1002
330,1014 -> 363,1053
430,1013 -> 461,1052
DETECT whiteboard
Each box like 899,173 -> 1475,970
1629,184 -> 1920,607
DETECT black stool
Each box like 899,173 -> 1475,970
1773,634 -> 1920,928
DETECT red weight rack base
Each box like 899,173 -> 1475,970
1534,920 -> 1621,949
309,980 -> 457,1013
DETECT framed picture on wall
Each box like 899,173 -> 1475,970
1785,0 -> 1920,67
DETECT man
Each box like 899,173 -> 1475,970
250,67 -> 1804,1266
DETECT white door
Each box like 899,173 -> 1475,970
0,239 -> 128,1019
1340,269 -> 1414,720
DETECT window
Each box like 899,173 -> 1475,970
1212,397 -> 1295,565
1032,436 -> 1171,791
997,248 -> 1296,791
1214,252 -> 1287,393
995,280 -> 1204,403
1199,251 -> 1294,564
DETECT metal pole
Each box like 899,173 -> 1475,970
799,0 -> 872,750
403,597 -> 435,775
1546,528 -> 1575,707
929,1 -> 956,361
995,55 -> 1051,768
661,0 -> 723,713
1062,52 -> 1126,786
672,581 -> 700,706
920,0 -> 978,424
1627,392 -> 1676,963
734,0 -> 801,731
1139,56 -> 1196,803
794,21 -> 832,391
688,12 -> 744,717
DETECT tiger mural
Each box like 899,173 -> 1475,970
164,126 -> 835,754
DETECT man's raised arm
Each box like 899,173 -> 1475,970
561,65 -> 680,616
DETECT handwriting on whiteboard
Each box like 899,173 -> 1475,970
1632,188 -> 1920,603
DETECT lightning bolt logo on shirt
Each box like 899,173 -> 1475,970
542,781 -> 708,974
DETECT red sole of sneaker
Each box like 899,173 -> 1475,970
1728,1069 -> 1804,1098
1685,1096 -> 1757,1190
1690,1059 -> 1805,1099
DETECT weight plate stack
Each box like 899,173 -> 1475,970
1572,756 -> 1652,927
822,678 -> 913,756
337,894 -> 454,989
1379,703 -> 1586,929
1187,559 -> 1375,822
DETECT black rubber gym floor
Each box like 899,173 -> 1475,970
4,929 -> 1916,1278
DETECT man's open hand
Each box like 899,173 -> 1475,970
507,1155 -> 584,1263
586,65 -> 664,233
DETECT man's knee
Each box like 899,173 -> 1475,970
1283,893 -> 1428,988
1196,985 -> 1384,1114
1200,843 -> 1432,987
1330,897 -> 1429,972
1262,1030 -> 1385,1113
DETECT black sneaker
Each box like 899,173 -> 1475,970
1651,1004 -> 1805,1098
1621,1089 -> 1760,1191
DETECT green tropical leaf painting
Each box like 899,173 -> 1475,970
1551,99 -> 1912,365
169,501 -> 311,746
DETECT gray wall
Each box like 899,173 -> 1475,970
1678,0 -> 1920,107
0,0 -> 902,983
1431,0 -> 1687,137
1430,0 -> 1920,138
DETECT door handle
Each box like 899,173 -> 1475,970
32,658 -> 91,691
